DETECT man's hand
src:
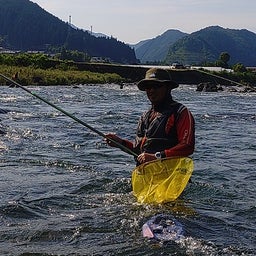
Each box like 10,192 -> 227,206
137,152 -> 156,164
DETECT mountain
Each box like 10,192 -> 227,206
0,0 -> 137,64
165,26 -> 256,66
133,30 -> 187,63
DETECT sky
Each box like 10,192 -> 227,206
31,0 -> 256,44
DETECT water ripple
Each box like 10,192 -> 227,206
0,85 -> 255,255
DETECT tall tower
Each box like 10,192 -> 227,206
66,15 -> 72,47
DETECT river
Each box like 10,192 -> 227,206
0,83 -> 255,255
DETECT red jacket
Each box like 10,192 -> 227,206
123,98 -> 195,158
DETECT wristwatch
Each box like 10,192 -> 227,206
155,152 -> 162,159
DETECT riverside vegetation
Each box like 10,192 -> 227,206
0,53 -> 256,87
0,53 -> 124,86
0,64 -> 124,86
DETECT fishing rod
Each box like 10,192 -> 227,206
0,73 -> 138,158
194,68 -> 246,87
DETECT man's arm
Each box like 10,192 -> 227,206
164,108 -> 195,157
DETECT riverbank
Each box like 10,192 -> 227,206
0,62 -> 256,90
0,64 -> 124,86
72,62 -> 256,88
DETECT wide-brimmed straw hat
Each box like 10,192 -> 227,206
137,68 -> 179,91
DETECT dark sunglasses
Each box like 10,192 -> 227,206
143,83 -> 165,90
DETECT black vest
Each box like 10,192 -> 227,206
134,100 -> 183,154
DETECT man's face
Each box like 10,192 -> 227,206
144,82 -> 169,105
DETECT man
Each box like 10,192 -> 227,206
106,68 -> 195,165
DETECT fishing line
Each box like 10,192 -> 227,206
0,73 -> 138,157
194,68 -> 246,87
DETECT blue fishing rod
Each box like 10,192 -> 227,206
0,73 -> 138,157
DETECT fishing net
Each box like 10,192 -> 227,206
132,157 -> 193,204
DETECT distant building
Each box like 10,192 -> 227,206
90,56 -> 111,63
0,47 -> 18,54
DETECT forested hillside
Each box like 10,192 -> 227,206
0,0 -> 137,64
165,26 -> 256,66
134,30 -> 187,63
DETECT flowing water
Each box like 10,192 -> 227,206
0,83 -> 255,255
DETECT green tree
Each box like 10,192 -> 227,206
216,52 -> 230,68
220,52 -> 230,63
233,63 -> 247,73
57,48 -> 90,62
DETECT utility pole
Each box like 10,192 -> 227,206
65,15 -> 72,47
